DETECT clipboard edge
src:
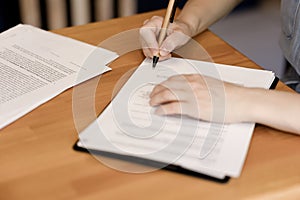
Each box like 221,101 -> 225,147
73,140 -> 230,184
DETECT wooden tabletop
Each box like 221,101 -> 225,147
1,10 -> 299,200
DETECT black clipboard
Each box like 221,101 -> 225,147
73,140 -> 230,183
269,76 -> 279,90
73,76 -> 279,184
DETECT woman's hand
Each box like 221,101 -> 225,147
149,74 -> 251,123
139,16 -> 192,61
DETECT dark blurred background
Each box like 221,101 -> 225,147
0,0 -> 258,32
0,0 -> 21,32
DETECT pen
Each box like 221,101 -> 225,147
152,0 -> 178,68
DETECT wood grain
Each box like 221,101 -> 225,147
0,10 -> 299,200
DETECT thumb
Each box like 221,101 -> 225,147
160,31 -> 190,55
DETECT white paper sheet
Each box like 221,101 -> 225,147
0,24 -> 118,129
78,58 -> 275,179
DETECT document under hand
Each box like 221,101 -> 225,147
77,58 -> 276,181
0,24 -> 118,129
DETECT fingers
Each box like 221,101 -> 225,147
140,16 -> 163,58
150,75 -> 187,98
160,29 -> 190,57
150,75 -> 194,108
150,86 -> 187,106
153,97 -> 200,119
140,27 -> 159,58
150,89 -> 191,118
142,47 -> 156,59
149,74 -> 209,120
155,102 -> 183,116
140,16 -> 191,60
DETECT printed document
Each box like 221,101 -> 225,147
78,58 -> 276,179
0,24 -> 118,129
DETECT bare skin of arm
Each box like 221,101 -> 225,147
140,0 -> 242,59
149,75 -> 300,135
176,0 -> 242,36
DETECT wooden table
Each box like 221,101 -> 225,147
1,10 -> 299,200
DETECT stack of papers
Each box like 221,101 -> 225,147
77,58 -> 276,181
0,24 -> 118,129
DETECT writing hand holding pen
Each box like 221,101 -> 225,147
139,3 -> 192,67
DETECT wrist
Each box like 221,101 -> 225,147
175,16 -> 200,37
241,88 -> 268,123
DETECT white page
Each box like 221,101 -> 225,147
79,58 -> 275,178
0,24 -> 118,129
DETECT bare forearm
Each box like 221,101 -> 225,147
176,0 -> 242,36
244,88 -> 300,135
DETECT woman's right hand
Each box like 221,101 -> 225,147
139,16 -> 192,61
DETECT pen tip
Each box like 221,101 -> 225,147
152,56 -> 159,69
152,62 -> 157,68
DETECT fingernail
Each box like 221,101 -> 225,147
160,50 -> 169,57
152,49 -> 159,56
